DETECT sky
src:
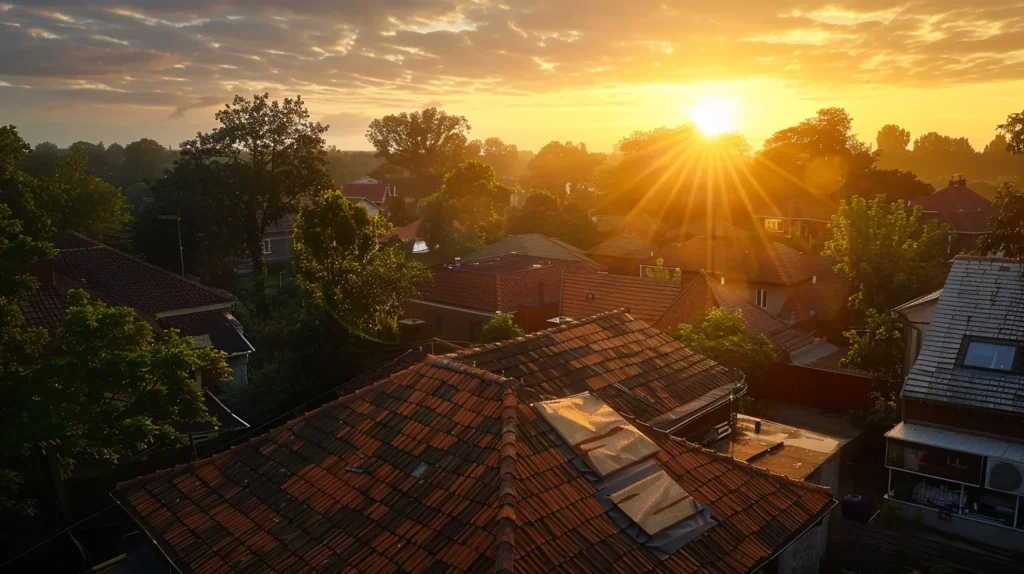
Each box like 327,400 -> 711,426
1,1 -> 1023,153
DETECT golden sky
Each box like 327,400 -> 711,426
2,1 -> 1022,152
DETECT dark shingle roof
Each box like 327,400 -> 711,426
450,311 -> 742,426
902,257 -> 1024,415
463,234 -> 602,267
341,182 -> 390,203
52,231 -> 232,316
114,355 -> 834,574
587,234 -> 657,259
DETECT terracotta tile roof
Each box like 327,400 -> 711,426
557,273 -> 815,355
561,273 -> 682,325
114,355 -> 834,574
52,231 -> 233,316
587,233 -> 657,259
420,256 -> 597,313
449,311 -> 742,427
663,237 -> 812,285
463,234 -> 603,267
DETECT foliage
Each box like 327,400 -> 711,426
842,310 -> 905,432
467,137 -> 520,182
876,124 -> 911,154
164,93 -> 332,281
975,183 -> 1024,258
480,313 -> 525,344
326,149 -> 385,188
644,258 -> 681,282
293,191 -> 431,339
526,141 -> 605,197
505,189 -> 600,248
1,290 -> 228,514
837,167 -> 934,203
121,137 -> 174,185
40,149 -> 127,239
419,192 -> 482,261
366,107 -> 471,182
823,195 -> 951,313
437,160 -> 510,243
671,308 -> 777,378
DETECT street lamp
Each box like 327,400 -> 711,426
157,214 -> 185,276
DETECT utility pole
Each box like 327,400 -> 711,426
158,214 -> 185,276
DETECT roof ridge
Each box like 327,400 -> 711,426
448,309 -> 633,358
57,230 -> 233,303
652,270 -> 706,327
494,386 -> 518,574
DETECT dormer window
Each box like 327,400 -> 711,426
962,339 -> 1018,372
764,219 -> 783,233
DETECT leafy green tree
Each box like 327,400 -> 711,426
841,309 -> 904,432
293,191 -> 432,338
480,313 -> 524,344
366,107 -> 471,182
419,192 -> 481,261
823,195 -> 951,313
166,93 -> 332,284
0,126 -> 55,241
507,190 -> 561,236
975,183 -> 1024,258
438,160 -> 510,243
41,149 -> 127,239
671,307 -> 777,378
69,140 -> 122,184
467,136 -> 520,182
997,109 -> 1024,154
122,138 -> 173,185
876,124 -> 911,155
526,141 -> 605,197
838,168 -> 934,203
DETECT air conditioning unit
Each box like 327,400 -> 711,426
985,458 -> 1024,495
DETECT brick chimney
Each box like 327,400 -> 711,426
949,174 -> 967,187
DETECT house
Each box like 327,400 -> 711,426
893,288 -> 942,377
586,233 -> 658,275
341,175 -> 397,216
113,352 -> 836,573
379,218 -> 464,254
752,195 -> 835,245
884,256 -> 1024,551
462,233 -> 603,267
908,176 -> 995,255
401,254 -> 598,342
20,231 -> 254,389
662,237 -> 851,341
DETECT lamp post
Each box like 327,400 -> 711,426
157,214 -> 185,276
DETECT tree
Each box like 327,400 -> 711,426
480,313 -> 525,344
40,149 -> 127,239
437,160 -> 510,243
975,183 -> 1024,258
757,108 -> 873,195
293,191 -> 432,338
997,109 -> 1024,154
526,141 -> 605,197
507,190 -> 561,237
823,195 -> 952,313
473,137 -> 520,181
69,140 -> 121,184
671,308 -> 777,379
419,193 -> 481,261
838,168 -> 934,203
366,107 -> 471,182
167,93 -> 332,283
876,124 -> 911,155
840,309 -> 904,432
122,138 -> 172,185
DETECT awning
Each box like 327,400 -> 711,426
886,422 -> 1024,463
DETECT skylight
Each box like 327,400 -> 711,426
963,340 -> 1018,372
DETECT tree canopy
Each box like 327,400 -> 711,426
366,107 -> 471,183
975,183 -> 1024,258
506,190 -> 598,248
526,141 -> 605,197
671,307 -> 776,379
479,313 -> 525,344
292,191 -> 432,338
436,160 -> 510,243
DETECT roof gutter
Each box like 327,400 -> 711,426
109,491 -> 194,574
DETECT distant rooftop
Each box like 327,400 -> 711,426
441,253 -> 568,274
462,233 -> 603,268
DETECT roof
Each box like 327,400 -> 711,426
162,311 -> 254,356
463,234 -> 602,267
752,194 -> 837,222
664,237 -> 812,286
379,218 -> 463,244
341,181 -> 391,203
909,179 -> 993,213
587,233 -> 657,260
419,256 -> 596,313
449,311 -> 743,431
902,257 -> 1024,415
779,254 -> 850,323
51,231 -> 233,316
559,273 -> 816,355
114,355 -> 834,574
712,415 -> 845,481
887,422 -> 1024,464
894,289 -> 943,313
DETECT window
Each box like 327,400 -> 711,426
755,289 -> 768,309
889,470 -> 962,512
764,219 -> 783,232
262,239 -> 272,254
962,486 -> 1017,527
962,340 -> 1018,371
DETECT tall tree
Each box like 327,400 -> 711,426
167,93 -> 332,283
876,124 -> 911,155
506,190 -> 599,248
823,195 -> 951,313
478,137 -> 520,181
837,167 -> 934,203
366,107 -> 471,183
975,183 -> 1024,258
997,109 -> 1024,154
122,138 -> 173,185
839,309 -> 904,431
671,308 -> 777,379
41,149 -> 127,239
419,193 -> 481,261
69,140 -> 121,184
526,141 -> 605,197
293,191 -> 431,338
437,160 -> 510,243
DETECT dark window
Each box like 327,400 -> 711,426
962,340 -> 1018,371
755,289 -> 768,309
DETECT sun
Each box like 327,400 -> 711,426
689,98 -> 738,136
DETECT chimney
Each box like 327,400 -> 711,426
949,174 -> 966,187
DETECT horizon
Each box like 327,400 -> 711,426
2,2 -> 1022,153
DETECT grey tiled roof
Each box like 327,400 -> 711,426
902,257 -> 1024,415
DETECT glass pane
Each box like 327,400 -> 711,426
964,342 -> 1017,371
889,470 -> 962,512
963,486 -> 1017,527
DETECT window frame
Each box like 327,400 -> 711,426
959,337 -> 1020,373
755,289 -> 768,309
764,218 -> 783,233
262,239 -> 272,254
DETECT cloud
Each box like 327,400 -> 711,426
320,111 -> 373,136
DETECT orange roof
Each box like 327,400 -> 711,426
114,354 -> 834,573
